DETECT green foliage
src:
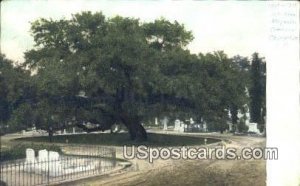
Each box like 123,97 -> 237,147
249,53 -> 266,126
7,103 -> 35,131
0,54 -> 33,134
0,143 -> 61,161
23,12 -> 198,139
1,12 -> 266,137
237,120 -> 249,133
142,18 -> 194,50
17,133 -> 219,147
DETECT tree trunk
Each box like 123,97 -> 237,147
228,105 -> 238,133
47,126 -> 54,142
120,114 -> 147,141
48,130 -> 53,143
127,122 -> 147,141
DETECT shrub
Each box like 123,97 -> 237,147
0,143 -> 61,162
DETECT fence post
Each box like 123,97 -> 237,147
0,163 -> 1,184
47,151 -> 50,185
112,147 -> 116,167
18,161 -> 20,186
14,162 -> 16,186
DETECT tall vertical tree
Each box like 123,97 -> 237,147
249,53 -> 266,132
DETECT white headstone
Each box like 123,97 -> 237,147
163,117 -> 168,130
174,119 -> 181,131
26,148 -> 35,163
163,122 -> 167,130
49,151 -> 59,161
247,122 -> 260,133
38,149 -> 48,162
179,123 -> 185,133
48,151 -> 62,176
63,129 -> 67,134
48,151 -> 61,175
155,117 -> 158,125
245,112 -> 250,125
182,124 -> 187,132
73,127 -> 76,134
203,122 -> 207,132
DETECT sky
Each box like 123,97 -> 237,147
1,0 -> 268,63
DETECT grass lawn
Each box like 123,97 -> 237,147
14,133 -> 220,147
0,143 -> 62,161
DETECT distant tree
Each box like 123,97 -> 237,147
249,53 -> 266,132
0,54 -> 33,134
230,55 -> 251,131
0,55 -> 12,128
195,52 -> 249,132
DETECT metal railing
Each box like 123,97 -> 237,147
0,145 -> 117,186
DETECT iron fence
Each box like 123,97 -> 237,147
0,145 -> 117,186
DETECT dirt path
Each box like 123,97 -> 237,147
67,133 -> 266,186
1,132 -> 266,186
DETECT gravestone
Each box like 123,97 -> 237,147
248,123 -> 260,133
183,124 -> 186,132
25,148 -> 36,171
155,117 -> 158,125
49,151 -> 59,161
37,149 -> 48,173
202,122 -> 207,132
162,117 -> 168,130
48,151 -> 62,176
26,148 -> 35,163
115,125 -> 119,132
179,122 -> 185,133
245,112 -> 250,125
63,129 -> 67,134
174,119 -> 181,131
23,148 -> 100,177
163,122 -> 167,130
38,149 -> 48,162
174,120 -> 185,132
73,127 -> 76,134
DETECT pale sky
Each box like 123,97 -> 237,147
1,0 -> 268,63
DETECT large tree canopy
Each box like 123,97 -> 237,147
23,12 -> 201,141
1,11 -> 266,140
